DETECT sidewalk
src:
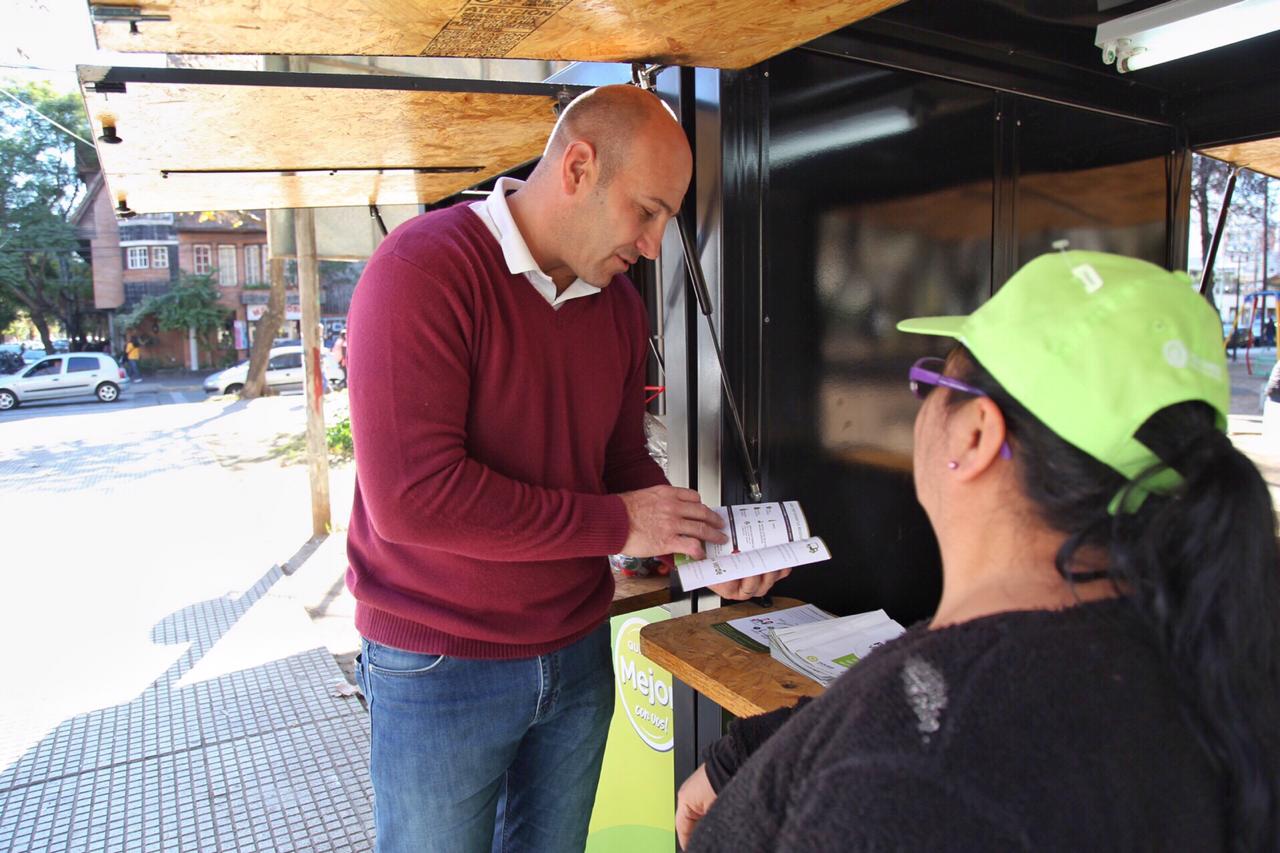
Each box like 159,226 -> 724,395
126,370 -> 211,405
1225,354 -> 1280,512
0,394 -> 370,852
135,369 -> 210,389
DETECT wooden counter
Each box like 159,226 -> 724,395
609,573 -> 671,617
639,598 -> 825,718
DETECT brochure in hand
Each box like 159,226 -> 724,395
676,501 -> 831,592
768,609 -> 906,686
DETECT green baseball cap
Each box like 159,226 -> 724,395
897,250 -> 1229,505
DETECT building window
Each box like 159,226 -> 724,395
217,245 -> 237,287
127,247 -> 149,269
261,245 -> 269,282
245,245 -> 261,285
194,244 -> 213,275
151,246 -> 169,269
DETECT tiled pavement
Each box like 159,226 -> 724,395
0,393 -> 371,852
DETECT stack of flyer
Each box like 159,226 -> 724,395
767,609 -> 906,686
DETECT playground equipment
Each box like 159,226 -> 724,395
1237,290 -> 1280,375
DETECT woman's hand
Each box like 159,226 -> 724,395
676,763 -> 717,850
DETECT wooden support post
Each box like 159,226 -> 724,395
295,206 -> 331,536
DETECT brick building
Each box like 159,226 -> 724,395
74,176 -> 278,369
74,173 -> 363,370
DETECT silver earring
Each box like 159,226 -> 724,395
947,461 -> 959,470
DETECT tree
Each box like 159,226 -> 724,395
119,272 -> 227,364
243,258 -> 286,398
0,81 -> 96,350
0,280 -> 19,333
1190,155 -> 1273,310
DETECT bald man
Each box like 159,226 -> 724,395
346,85 -> 777,853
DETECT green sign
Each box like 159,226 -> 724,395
586,606 -> 676,853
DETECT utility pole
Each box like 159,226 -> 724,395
295,206 -> 331,537
286,53 -> 330,537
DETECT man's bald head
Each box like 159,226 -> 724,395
541,85 -> 683,186
508,83 -> 692,289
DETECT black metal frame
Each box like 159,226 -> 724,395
82,66 -> 590,100
803,23 -> 1172,128
719,67 -> 770,508
991,91 -> 1019,291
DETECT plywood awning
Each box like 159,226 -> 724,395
87,0 -> 904,70
1199,137 -> 1280,180
80,66 -> 579,213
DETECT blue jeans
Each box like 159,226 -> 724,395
355,624 -> 614,853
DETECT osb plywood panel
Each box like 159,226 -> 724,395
639,598 -> 824,717
610,574 -> 670,617
82,81 -> 557,212
853,158 -> 1166,242
1201,138 -> 1280,180
90,0 -> 905,69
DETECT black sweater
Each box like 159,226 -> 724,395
690,599 -> 1227,852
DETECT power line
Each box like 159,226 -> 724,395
0,62 -> 78,74
0,87 -> 94,148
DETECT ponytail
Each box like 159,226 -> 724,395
1115,407 -> 1280,851
947,346 -> 1280,849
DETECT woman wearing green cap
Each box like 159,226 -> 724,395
676,251 -> 1280,851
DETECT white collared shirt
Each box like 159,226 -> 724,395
469,177 -> 602,310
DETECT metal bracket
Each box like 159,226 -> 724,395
369,204 -> 389,238
630,64 -> 670,92
87,81 -> 127,95
552,87 -> 578,115
89,5 -> 171,34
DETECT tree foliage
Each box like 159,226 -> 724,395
119,271 -> 226,339
0,80 -> 97,349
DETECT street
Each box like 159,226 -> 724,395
0,385 -> 371,852
0,380 -> 207,423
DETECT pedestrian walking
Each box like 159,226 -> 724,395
123,337 -> 142,382
331,331 -> 347,387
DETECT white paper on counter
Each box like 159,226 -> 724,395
723,603 -> 833,648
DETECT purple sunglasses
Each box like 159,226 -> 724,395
909,357 -> 1013,460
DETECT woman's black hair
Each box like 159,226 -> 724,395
946,345 -> 1280,851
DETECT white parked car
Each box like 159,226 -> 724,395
203,345 -> 344,396
0,353 -> 129,410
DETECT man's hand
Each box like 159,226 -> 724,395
618,486 -> 728,559
675,763 -> 717,851
708,567 -> 792,601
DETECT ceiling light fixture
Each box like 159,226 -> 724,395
1096,0 -> 1280,73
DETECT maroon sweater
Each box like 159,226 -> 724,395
344,204 -> 667,658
